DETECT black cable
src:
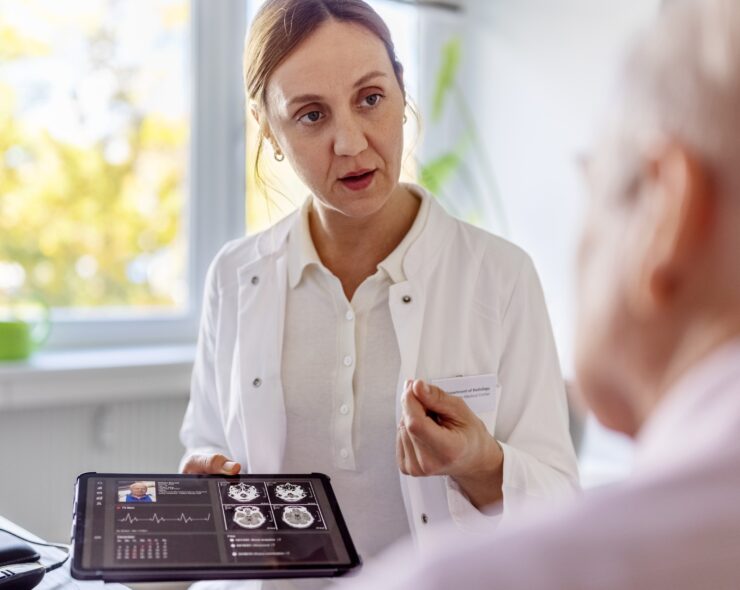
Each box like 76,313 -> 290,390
0,528 -> 70,573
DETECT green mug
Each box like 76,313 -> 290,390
0,310 -> 51,361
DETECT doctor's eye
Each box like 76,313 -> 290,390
360,93 -> 384,108
298,110 -> 325,125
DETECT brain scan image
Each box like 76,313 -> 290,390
275,483 -> 307,502
281,506 -> 315,529
227,482 -> 260,503
233,506 -> 267,529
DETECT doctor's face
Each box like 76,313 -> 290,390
262,20 -> 406,220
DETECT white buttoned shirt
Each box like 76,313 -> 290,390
269,193 -> 429,590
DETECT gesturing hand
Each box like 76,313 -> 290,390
396,379 -> 504,509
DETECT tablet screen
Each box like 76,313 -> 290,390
72,473 -> 360,581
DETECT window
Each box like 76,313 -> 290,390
0,0 -> 433,350
0,0 -> 247,349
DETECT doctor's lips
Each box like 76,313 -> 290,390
339,168 -> 375,190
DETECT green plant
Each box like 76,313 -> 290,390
419,37 -> 509,234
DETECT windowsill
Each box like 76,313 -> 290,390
0,345 -> 195,410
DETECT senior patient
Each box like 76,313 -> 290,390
125,482 -> 153,503
341,0 -> 740,588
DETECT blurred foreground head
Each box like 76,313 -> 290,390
576,0 -> 740,436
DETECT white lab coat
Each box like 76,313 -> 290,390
180,184 -> 578,552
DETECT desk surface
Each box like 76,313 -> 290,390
0,515 -> 129,590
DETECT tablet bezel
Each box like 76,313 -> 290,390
71,472 -> 361,582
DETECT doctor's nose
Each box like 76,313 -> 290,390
333,115 -> 368,157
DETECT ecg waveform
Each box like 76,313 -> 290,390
118,512 -> 212,525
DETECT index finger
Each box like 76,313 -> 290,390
401,386 -> 430,423
182,453 -> 241,475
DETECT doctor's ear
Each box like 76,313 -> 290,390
250,103 -> 265,126
250,104 -> 271,139
251,105 -> 283,159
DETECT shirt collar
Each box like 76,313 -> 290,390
287,183 -> 431,289
377,184 -> 429,284
287,196 -> 322,289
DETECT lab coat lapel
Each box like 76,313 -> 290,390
390,191 -> 454,421
390,280 -> 442,543
389,281 -> 425,421
235,252 -> 288,473
391,193 -> 459,543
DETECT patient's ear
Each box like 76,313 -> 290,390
634,141 -> 714,310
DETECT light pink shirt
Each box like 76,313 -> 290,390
341,338 -> 740,590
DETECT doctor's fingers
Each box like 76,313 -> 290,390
396,424 -> 406,471
400,394 -> 453,469
399,424 -> 434,477
412,380 -> 472,424
397,424 -> 424,476
402,406 -> 470,474
182,453 -> 241,475
401,386 -> 435,430
401,390 -> 451,447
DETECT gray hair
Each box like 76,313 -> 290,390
614,0 -> 740,193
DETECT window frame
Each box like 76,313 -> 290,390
41,0 -> 247,351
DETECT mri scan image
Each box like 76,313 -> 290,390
281,506 -> 315,529
233,506 -> 267,529
274,483 -> 307,502
227,482 -> 261,503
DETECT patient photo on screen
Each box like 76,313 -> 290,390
118,481 -> 157,503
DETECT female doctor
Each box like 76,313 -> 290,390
179,0 -> 578,576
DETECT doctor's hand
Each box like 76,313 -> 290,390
396,379 -> 504,510
181,453 -> 241,475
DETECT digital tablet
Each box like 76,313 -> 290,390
71,472 -> 361,582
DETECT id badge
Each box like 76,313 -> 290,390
431,374 -> 498,414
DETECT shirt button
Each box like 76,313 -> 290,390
343,355 -> 353,367
345,310 -> 354,321
421,513 -> 429,524
252,378 -> 262,388
339,404 -> 349,415
339,448 -> 349,459
402,295 -> 412,304
251,275 -> 259,285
